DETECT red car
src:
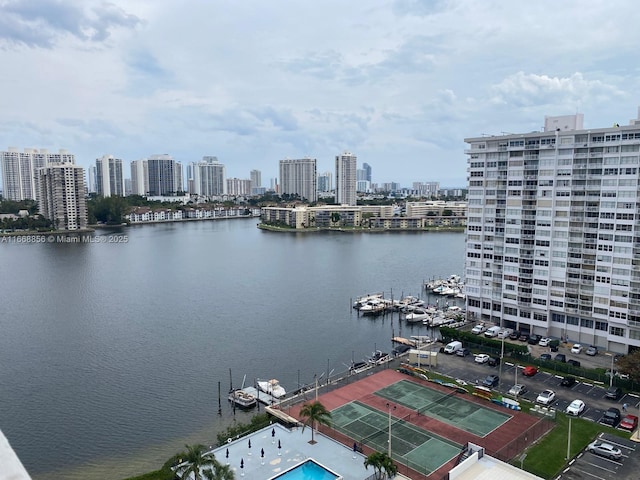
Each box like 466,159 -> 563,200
619,414 -> 639,432
522,366 -> 538,377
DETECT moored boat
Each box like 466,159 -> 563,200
257,378 -> 286,398
228,389 -> 257,409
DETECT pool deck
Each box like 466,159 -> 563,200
208,423 -> 370,480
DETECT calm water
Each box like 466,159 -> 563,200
0,219 -> 465,479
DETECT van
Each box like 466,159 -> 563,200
497,328 -> 513,339
484,326 -> 501,338
443,341 -> 463,354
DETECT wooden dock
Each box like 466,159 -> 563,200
240,386 -> 280,406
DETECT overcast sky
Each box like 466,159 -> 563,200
2,0 -> 640,188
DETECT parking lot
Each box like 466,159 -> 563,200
558,432 -> 639,480
433,349 -> 640,424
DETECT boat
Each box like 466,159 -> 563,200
358,299 -> 387,315
257,378 -> 286,398
228,389 -> 257,409
349,361 -> 371,375
368,350 -> 391,365
353,293 -> 383,309
403,308 -> 432,323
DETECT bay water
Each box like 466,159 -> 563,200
0,219 -> 465,479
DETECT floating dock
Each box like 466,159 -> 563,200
238,386 -> 280,406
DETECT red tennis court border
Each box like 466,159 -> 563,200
283,369 -> 553,480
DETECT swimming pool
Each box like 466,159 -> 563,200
268,458 -> 341,480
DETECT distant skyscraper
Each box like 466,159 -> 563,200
174,162 -> 184,193
226,178 -> 251,196
38,163 -> 87,230
1,147 -> 74,201
279,158 -> 317,202
96,155 -> 125,197
250,169 -> 262,194
335,152 -> 357,205
363,162 -> 372,182
130,159 -> 148,196
317,171 -> 333,192
147,154 -> 175,196
190,157 -> 226,196
87,165 -> 97,194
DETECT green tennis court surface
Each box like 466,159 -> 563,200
331,401 -> 462,474
374,379 -> 511,437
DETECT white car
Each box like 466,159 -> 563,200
497,328 -> 513,339
570,344 -> 583,354
471,324 -> 487,334
474,353 -> 490,364
538,337 -> 551,347
536,389 -> 556,405
565,399 -> 585,416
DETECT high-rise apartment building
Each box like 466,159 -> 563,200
279,158 -> 317,202
87,165 -> 97,194
38,163 -> 88,230
130,159 -> 148,196
226,178 -> 251,196
250,169 -> 262,195
317,171 -> 333,193
1,148 -> 74,201
335,152 -> 357,205
95,155 -> 125,197
464,112 -> 640,354
362,162 -> 372,182
147,154 -> 175,196
189,157 -> 226,196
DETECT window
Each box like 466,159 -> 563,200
609,326 -> 625,337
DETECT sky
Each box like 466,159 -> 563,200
1,0 -> 640,188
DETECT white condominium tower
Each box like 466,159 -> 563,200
1,147 -> 75,201
38,163 -> 88,230
464,112 -> 640,354
335,152 -> 357,206
130,159 -> 149,196
95,155 -> 125,197
189,157 -> 226,196
279,158 -> 317,202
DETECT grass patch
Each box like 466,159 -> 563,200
522,414 -> 630,478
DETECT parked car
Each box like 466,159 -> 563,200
619,414 -> 639,432
538,337 -> 551,347
456,347 -> 471,357
549,339 -> 560,352
471,324 -> 487,335
587,441 -> 622,460
560,376 -> 577,387
509,330 -> 521,340
585,345 -> 598,356
482,374 -> 500,388
519,333 -> 530,342
554,353 -> 566,363
522,366 -> 538,377
474,353 -> 490,364
497,328 -> 513,339
605,386 -> 622,400
606,369 -> 630,380
536,389 -> 556,405
528,334 -> 542,345
600,407 -> 621,427
565,399 -> 586,416
508,384 -> 527,396
540,353 -> 552,361
567,359 -> 581,367
487,357 -> 500,367
570,344 -> 583,354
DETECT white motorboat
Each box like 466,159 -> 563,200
358,299 -> 386,315
404,308 -> 431,323
257,378 -> 286,398
368,350 -> 390,365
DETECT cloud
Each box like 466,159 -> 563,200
490,72 -> 624,108
0,0 -> 141,48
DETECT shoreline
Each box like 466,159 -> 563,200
257,224 -> 466,233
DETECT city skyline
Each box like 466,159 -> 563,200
2,2 -> 639,186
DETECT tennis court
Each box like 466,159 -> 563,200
331,401 -> 462,475
373,380 -> 511,436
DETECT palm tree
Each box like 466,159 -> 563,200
202,461 -> 235,480
175,444 -> 218,480
364,451 -> 397,480
299,401 -> 332,444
